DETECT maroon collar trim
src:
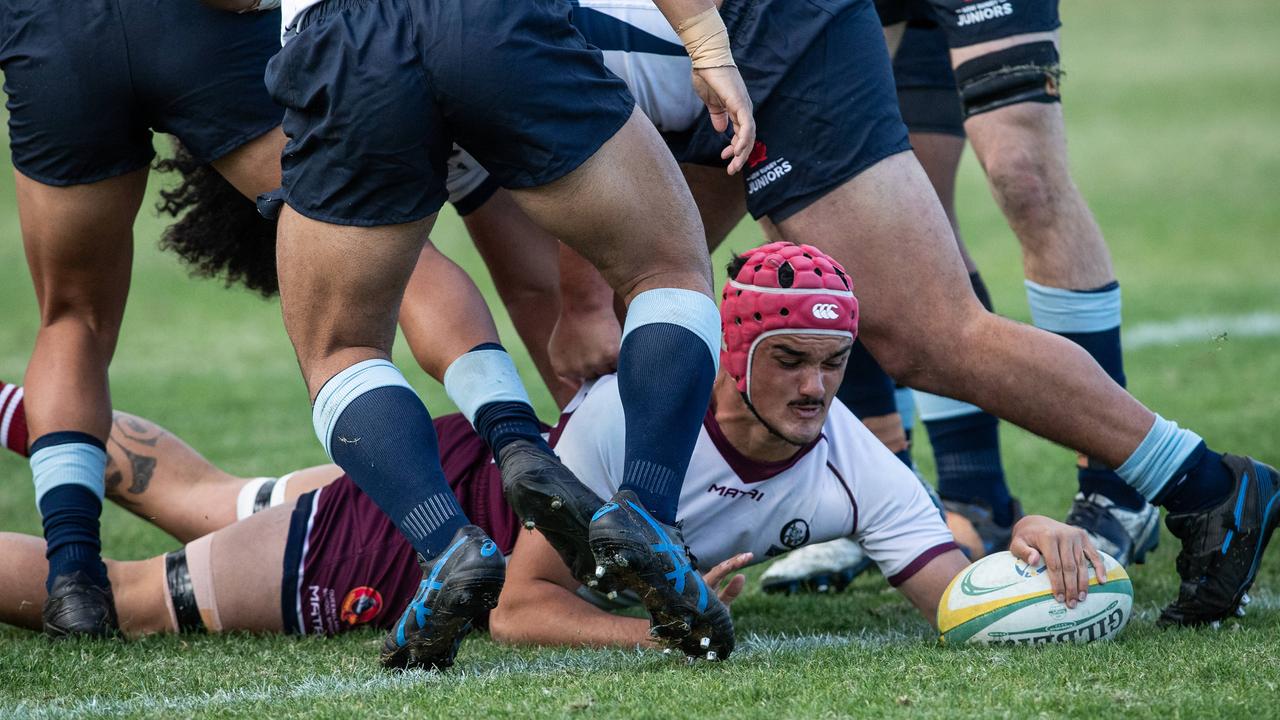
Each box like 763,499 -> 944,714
702,406 -> 823,483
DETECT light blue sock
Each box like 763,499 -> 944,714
1115,414 -> 1204,502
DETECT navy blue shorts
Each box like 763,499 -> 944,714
675,0 -> 910,221
875,0 -> 1060,48
265,0 -> 636,227
0,0 -> 282,187
894,23 -> 964,137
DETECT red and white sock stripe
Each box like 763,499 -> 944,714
0,382 -> 28,457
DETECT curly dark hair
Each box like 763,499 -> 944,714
152,142 -> 279,297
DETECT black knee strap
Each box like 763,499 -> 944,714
165,548 -> 206,634
968,272 -> 994,312
253,478 -> 278,514
954,41 -> 1062,119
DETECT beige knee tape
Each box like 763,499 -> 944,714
676,6 -> 735,69
184,533 -> 223,633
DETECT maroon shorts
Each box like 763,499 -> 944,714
281,414 -> 522,635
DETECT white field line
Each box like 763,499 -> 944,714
1124,311 -> 1280,350
6,594 -> 1280,719
0,630 -> 920,720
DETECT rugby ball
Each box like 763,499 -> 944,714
937,550 -> 1132,645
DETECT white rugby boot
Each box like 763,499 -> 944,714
760,538 -> 873,595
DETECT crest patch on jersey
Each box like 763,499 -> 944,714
780,518 -> 811,549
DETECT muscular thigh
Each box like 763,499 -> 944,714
205,502 -> 293,633
774,151 -> 977,350
509,108 -> 711,301
16,170 -> 147,306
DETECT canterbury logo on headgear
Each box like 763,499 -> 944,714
811,303 -> 839,320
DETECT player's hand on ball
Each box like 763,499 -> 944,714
690,66 -> 755,175
702,552 -> 752,607
1009,516 -> 1107,610
549,307 -> 620,383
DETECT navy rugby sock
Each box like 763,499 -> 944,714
1026,280 -> 1145,510
1153,443 -> 1234,514
31,432 -> 110,590
924,410 -> 1013,526
1116,415 -> 1231,513
836,343 -> 917,468
616,289 -> 719,525
836,341 -> 897,419
895,386 -> 916,468
446,343 -> 550,457
315,360 -> 467,558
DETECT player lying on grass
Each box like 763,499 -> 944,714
0,243 -> 1113,646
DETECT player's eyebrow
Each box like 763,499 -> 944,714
773,342 -> 853,360
825,343 -> 853,361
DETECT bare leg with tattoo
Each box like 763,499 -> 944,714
1,380 -> 336,543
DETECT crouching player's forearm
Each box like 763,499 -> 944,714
490,531 -> 752,648
488,532 -> 654,648
489,578 -> 655,649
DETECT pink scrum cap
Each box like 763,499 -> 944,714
720,241 -> 859,398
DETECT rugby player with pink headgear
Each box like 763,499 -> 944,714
0,242 -> 1106,650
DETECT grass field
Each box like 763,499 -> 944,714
2,1 -> 1279,717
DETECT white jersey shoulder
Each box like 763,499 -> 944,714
553,376 -> 955,583
575,0 -> 703,133
280,0 -> 317,36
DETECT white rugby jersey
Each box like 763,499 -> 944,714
575,0 -> 704,133
553,376 -> 958,586
280,0 -> 316,35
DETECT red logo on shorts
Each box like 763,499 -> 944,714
340,586 -> 383,626
747,141 -> 768,168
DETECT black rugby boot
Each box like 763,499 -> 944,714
498,439 -> 605,586
1066,493 -> 1160,567
380,525 -> 505,671
589,489 -> 733,660
42,571 -> 119,639
1158,455 -> 1279,627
